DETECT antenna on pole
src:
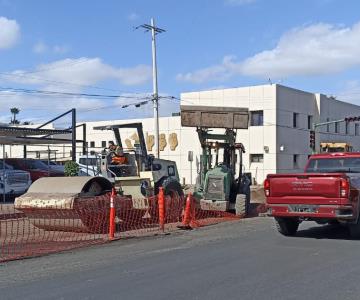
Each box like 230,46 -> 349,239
135,18 -> 165,159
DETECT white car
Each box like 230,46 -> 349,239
0,161 -> 32,198
77,155 -> 100,176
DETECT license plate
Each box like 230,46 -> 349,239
289,204 -> 318,213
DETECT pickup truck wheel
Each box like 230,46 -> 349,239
349,218 -> 360,239
275,217 -> 299,236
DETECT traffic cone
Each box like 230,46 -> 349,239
158,187 -> 165,232
109,188 -> 116,240
178,192 -> 193,230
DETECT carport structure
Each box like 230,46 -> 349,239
0,109 -> 86,202
0,109 -> 86,161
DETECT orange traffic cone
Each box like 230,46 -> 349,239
178,192 -> 193,230
158,187 -> 165,232
109,188 -> 116,240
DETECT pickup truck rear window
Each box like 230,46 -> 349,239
306,157 -> 360,173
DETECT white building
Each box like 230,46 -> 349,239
3,84 -> 360,184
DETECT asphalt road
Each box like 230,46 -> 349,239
1,217 -> 360,300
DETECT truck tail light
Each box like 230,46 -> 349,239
264,179 -> 270,197
340,178 -> 349,198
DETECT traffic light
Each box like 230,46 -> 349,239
310,130 -> 315,149
345,116 -> 360,122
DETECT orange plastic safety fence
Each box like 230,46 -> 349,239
0,192 -> 249,262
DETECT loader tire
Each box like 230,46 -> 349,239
156,177 -> 184,199
235,194 -> 250,217
275,217 -> 299,236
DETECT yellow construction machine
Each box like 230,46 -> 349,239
14,122 -> 183,233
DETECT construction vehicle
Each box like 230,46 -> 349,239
14,122 -> 183,233
94,122 -> 183,199
181,105 -> 252,216
320,142 -> 353,153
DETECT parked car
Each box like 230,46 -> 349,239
4,158 -> 64,182
39,160 -> 65,173
0,160 -> 32,198
265,152 -> 360,238
77,155 -> 100,176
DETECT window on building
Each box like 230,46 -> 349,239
326,118 -> 330,132
345,122 -> 349,135
90,141 -> 95,148
293,154 -> 299,169
101,141 -> 106,148
307,115 -> 313,130
250,110 -> 263,126
335,122 -> 339,133
356,124 -> 359,136
250,154 -> 264,163
293,113 -> 299,128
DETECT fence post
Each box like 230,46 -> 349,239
109,188 -> 116,240
158,187 -> 165,232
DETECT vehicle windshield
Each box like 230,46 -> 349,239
306,157 -> 360,173
79,157 -> 99,166
0,161 -> 13,170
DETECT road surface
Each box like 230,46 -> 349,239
1,217 -> 360,300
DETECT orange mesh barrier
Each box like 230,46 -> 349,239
0,192 -> 261,262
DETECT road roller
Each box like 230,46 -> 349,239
14,122 -> 184,233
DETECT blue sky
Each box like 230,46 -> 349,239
1,0 -> 360,125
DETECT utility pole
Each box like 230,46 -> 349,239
136,18 -> 165,158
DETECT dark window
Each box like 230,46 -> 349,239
306,157 -> 360,173
335,122 -> 339,133
250,154 -> 264,163
250,111 -> 263,126
293,113 -> 298,128
101,141 -> 106,148
307,115 -> 313,130
90,141 -> 95,148
356,124 -> 359,136
345,122 -> 349,135
293,154 -> 299,168
326,118 -> 330,132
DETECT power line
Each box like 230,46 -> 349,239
0,71 -> 147,94
0,86 -> 152,100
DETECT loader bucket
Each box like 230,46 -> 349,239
15,177 -> 113,233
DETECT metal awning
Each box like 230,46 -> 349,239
0,126 -> 75,145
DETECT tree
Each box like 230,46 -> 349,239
10,107 -> 20,124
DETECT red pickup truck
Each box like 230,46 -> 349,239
265,152 -> 360,238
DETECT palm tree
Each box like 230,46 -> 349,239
10,107 -> 20,124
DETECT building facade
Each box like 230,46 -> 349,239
3,84 -> 360,184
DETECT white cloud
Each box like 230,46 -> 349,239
0,16 -> 20,49
225,0 -> 256,6
53,45 -> 69,54
33,41 -> 69,54
0,91 -> 107,123
176,56 -> 239,84
128,13 -> 139,21
177,21 -> 360,83
1,57 -> 152,90
33,41 -> 48,54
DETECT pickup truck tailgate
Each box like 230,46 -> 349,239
267,173 -> 343,205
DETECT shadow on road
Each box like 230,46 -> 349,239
295,224 -> 359,241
